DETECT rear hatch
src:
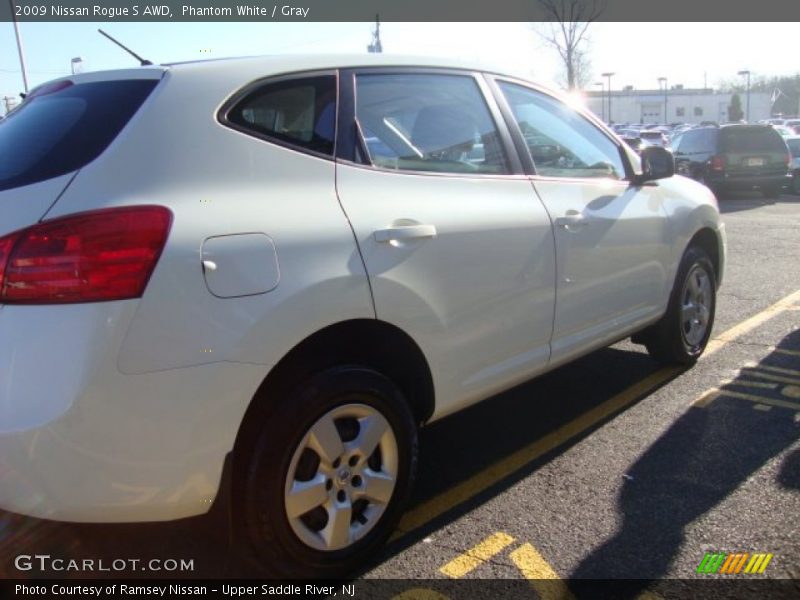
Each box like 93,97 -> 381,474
719,126 -> 789,177
0,72 -> 162,237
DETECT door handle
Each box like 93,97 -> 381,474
556,212 -> 588,231
373,224 -> 437,243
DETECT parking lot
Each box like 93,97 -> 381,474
1,191 -> 798,593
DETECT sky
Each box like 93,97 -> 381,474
2,22 -> 799,106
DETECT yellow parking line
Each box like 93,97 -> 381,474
508,543 -> 563,579
782,385 -> 800,399
741,369 -> 800,386
693,388 -> 720,407
774,348 -> 800,357
724,379 -> 778,390
439,532 -> 516,578
508,544 -> 574,600
717,389 -> 800,411
757,364 -> 800,377
395,288 -> 800,538
703,290 -> 800,355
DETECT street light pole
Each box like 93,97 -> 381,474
738,70 -> 751,122
594,81 -> 605,122
9,0 -> 30,93
658,77 -> 668,124
602,72 -> 615,124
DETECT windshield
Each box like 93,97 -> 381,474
0,79 -> 157,192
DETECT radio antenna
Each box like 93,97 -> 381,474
98,29 -> 153,66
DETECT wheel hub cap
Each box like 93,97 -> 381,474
283,403 -> 399,552
680,264 -> 713,348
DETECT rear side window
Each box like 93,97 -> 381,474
787,138 -> 800,158
720,127 -> 787,153
676,129 -> 717,154
0,79 -> 158,192
225,75 -> 336,156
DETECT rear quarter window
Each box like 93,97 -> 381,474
223,75 -> 336,157
720,127 -> 787,153
0,79 -> 158,192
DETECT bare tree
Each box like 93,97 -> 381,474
536,0 -> 606,90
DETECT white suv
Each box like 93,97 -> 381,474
0,55 -> 725,576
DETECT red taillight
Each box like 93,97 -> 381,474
0,206 -> 172,304
710,155 -> 726,171
786,153 -> 792,167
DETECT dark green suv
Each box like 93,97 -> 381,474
672,124 -> 790,198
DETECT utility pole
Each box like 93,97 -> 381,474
594,81 -> 604,122
9,0 -> 30,93
602,72 -> 615,124
367,14 -> 382,53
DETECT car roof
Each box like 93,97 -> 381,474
162,53 -> 508,76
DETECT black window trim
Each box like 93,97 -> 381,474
217,69 -> 339,161
336,66 -> 525,179
485,74 -> 638,183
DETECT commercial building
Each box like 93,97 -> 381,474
585,87 -> 772,125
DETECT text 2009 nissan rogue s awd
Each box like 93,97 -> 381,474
0,54 -> 725,576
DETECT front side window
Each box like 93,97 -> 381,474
226,75 -> 336,156
497,81 -> 625,179
354,73 -> 508,175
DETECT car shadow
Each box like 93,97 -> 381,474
567,328 -> 800,596
0,342 -> 676,580
715,189 -> 792,213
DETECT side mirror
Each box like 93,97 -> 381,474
638,145 -> 674,182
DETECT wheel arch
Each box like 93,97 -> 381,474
687,226 -> 721,287
231,319 -> 435,479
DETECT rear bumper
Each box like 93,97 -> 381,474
0,302 -> 265,522
708,172 -> 791,190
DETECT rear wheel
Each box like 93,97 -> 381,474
762,184 -> 781,199
241,366 -> 417,578
792,173 -> 800,195
641,246 -> 716,364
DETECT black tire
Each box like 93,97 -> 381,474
792,174 -> 800,196
241,366 -> 417,578
642,246 -> 717,365
761,184 -> 781,199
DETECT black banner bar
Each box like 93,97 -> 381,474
2,579 -> 800,600
1,0 -> 800,22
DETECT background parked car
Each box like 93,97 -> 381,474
638,129 -> 669,147
782,119 -> 800,134
672,124 -> 790,198
786,135 -> 800,194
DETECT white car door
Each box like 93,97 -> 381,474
334,69 -> 556,418
492,79 -> 673,366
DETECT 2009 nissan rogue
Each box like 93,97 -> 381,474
0,55 -> 726,576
